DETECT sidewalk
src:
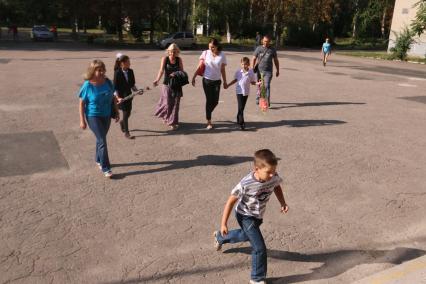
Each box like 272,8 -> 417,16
354,255 -> 426,284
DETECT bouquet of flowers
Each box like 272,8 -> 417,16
258,73 -> 268,112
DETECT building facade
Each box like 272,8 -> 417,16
388,0 -> 426,57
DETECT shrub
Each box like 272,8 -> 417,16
390,27 -> 416,60
130,23 -> 144,42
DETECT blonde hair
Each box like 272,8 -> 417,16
166,43 -> 180,56
84,59 -> 106,80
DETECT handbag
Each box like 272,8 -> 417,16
106,78 -> 118,119
196,50 -> 207,76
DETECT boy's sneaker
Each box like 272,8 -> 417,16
249,280 -> 266,284
213,231 -> 222,251
104,170 -> 113,178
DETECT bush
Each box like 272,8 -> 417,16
87,34 -> 96,44
130,23 -> 144,42
390,27 -> 415,60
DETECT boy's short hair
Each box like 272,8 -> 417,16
254,149 -> 278,168
241,57 -> 250,64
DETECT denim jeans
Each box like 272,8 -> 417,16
217,213 -> 267,281
202,78 -> 221,120
236,94 -> 248,125
87,116 -> 111,172
257,70 -> 272,106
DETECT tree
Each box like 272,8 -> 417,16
411,0 -> 426,36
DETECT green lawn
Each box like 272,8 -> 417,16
336,50 -> 426,64
334,37 -> 388,50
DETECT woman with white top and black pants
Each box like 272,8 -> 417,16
192,38 -> 227,129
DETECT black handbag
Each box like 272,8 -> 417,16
106,79 -> 118,119
110,101 -> 118,119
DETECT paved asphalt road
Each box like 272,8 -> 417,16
1,42 -> 425,284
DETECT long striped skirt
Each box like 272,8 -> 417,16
154,84 -> 181,126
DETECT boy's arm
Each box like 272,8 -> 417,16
221,195 -> 239,235
227,79 -> 237,88
274,185 -> 289,213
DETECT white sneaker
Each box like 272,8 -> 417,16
213,231 -> 222,251
103,171 -> 113,178
249,280 -> 266,284
96,162 -> 102,170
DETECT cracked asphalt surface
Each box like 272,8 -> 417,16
1,42 -> 425,284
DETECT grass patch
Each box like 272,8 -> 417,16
337,50 -> 426,64
334,37 -> 388,50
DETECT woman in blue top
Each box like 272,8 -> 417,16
321,38 -> 332,67
78,60 -> 120,178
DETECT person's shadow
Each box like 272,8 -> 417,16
132,119 -> 346,137
269,101 -> 365,111
223,246 -> 426,283
111,154 -> 253,179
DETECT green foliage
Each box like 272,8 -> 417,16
390,27 -> 416,60
0,0 -> 399,48
411,0 -> 426,36
129,22 -> 144,42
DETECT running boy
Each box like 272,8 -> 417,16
322,38 -> 332,66
214,149 -> 289,284
225,57 -> 258,130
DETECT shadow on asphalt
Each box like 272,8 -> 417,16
100,246 -> 425,283
111,155 -> 252,179
269,101 -> 365,110
131,119 -> 347,137
399,96 -> 426,104
223,246 -> 426,283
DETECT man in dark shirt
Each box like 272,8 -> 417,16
252,35 -> 280,106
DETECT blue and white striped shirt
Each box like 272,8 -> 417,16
231,172 -> 282,219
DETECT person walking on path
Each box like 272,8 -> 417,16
153,44 -> 185,130
192,38 -> 228,130
213,149 -> 289,284
252,35 -> 279,107
113,53 -> 143,139
321,38 -> 332,67
78,60 -> 120,178
225,57 -> 258,130
255,32 -> 261,49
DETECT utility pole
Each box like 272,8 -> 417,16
192,0 -> 196,35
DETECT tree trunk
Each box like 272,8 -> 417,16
150,15 -> 155,44
352,0 -> 358,38
226,17 -> 231,43
206,0 -> 210,36
263,0 -> 270,27
116,0 -> 123,42
192,0 -> 196,35
249,0 -> 253,23
381,7 -> 386,38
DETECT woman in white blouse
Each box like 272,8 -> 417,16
192,38 -> 228,130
